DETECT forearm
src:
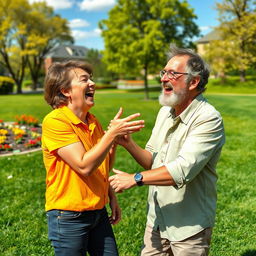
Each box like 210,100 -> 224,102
109,144 -> 117,171
141,166 -> 176,186
108,185 -> 117,200
109,166 -> 176,193
124,139 -> 152,170
80,131 -> 116,175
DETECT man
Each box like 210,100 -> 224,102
109,45 -> 225,255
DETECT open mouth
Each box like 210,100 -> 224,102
165,87 -> 173,92
85,92 -> 94,97
163,85 -> 173,92
163,83 -> 173,92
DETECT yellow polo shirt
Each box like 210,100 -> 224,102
42,106 -> 110,212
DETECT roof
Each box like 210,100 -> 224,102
45,45 -> 89,59
196,30 -> 221,44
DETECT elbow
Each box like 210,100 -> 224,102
78,166 -> 94,177
144,159 -> 153,170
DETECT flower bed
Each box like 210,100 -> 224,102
0,115 -> 41,156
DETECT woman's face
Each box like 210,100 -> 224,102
66,68 -> 95,112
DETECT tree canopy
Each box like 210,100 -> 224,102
205,0 -> 256,81
99,0 -> 199,99
0,0 -> 73,93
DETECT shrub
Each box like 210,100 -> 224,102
0,76 -> 15,94
22,80 -> 33,88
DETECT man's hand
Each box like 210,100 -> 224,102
115,134 -> 131,147
109,169 -> 136,193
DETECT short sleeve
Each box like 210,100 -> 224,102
42,116 -> 80,152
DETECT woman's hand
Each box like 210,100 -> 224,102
107,107 -> 144,137
108,188 -> 121,225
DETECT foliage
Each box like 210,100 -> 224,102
0,91 -> 256,255
15,114 -> 39,127
26,1 -> 73,90
207,76 -> 256,94
0,119 -> 41,155
205,0 -> 256,81
0,76 -> 15,94
85,48 -> 117,84
99,0 -> 200,99
0,0 -> 73,94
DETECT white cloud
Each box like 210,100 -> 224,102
72,28 -> 102,40
29,0 -> 73,9
200,26 -> 210,32
69,19 -> 90,28
79,0 -> 116,11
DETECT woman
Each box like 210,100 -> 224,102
42,60 -> 144,256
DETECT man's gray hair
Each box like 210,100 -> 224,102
168,44 -> 210,92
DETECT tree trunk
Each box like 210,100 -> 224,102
31,78 -> 38,91
143,65 -> 149,100
239,69 -> 246,82
16,81 -> 23,94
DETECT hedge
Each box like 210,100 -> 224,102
0,76 -> 15,94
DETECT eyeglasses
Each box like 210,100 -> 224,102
159,70 -> 189,80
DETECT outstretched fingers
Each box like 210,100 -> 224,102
113,107 -> 123,120
122,112 -> 141,122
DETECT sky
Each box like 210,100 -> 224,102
29,0 -> 221,50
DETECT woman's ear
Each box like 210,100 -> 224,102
60,88 -> 71,97
189,76 -> 200,91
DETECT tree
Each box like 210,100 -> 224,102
0,0 -> 73,93
85,48 -> 117,84
204,35 -> 237,81
0,0 -> 30,93
214,0 -> 256,82
26,2 -> 73,90
99,0 -> 199,99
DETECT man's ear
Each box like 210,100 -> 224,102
188,76 -> 200,91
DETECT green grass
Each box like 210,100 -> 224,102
207,76 -> 256,94
0,90 -> 255,256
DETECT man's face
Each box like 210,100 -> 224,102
68,68 -> 95,112
159,55 -> 190,107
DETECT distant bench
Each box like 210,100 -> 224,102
117,80 -> 144,89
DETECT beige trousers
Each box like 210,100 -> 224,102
141,225 -> 212,256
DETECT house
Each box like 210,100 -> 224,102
44,45 -> 89,72
196,30 -> 221,56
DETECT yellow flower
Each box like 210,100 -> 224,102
0,129 -> 8,135
0,135 -> 7,144
12,127 -> 26,135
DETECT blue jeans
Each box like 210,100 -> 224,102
46,207 -> 119,256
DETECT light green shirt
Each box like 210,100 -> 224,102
145,94 -> 225,241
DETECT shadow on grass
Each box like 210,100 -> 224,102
241,250 -> 256,256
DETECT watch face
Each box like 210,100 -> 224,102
134,173 -> 142,182
134,173 -> 143,186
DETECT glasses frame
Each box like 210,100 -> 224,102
159,70 -> 189,80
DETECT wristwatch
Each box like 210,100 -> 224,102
134,172 -> 143,186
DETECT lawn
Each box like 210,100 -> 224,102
0,89 -> 255,256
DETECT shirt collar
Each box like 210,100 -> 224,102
59,106 -> 96,128
179,94 -> 206,125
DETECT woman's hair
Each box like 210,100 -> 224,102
168,44 -> 210,92
44,60 -> 93,108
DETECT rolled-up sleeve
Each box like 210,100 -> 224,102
165,114 -> 225,188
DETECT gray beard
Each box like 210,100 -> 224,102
159,90 -> 185,107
